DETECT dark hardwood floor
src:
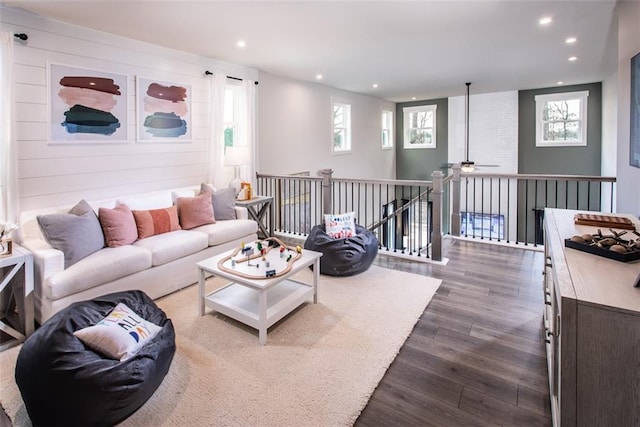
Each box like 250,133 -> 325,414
356,239 -> 551,427
1,239 -> 549,427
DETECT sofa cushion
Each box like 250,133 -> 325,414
45,245 -> 152,300
171,189 -> 196,203
117,192 -> 173,210
37,200 -> 105,268
134,230 -> 208,266
201,184 -> 236,220
98,204 -> 138,247
132,206 -> 181,239
191,219 -> 258,246
176,192 -> 215,229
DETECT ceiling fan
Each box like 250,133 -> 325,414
441,82 -> 498,172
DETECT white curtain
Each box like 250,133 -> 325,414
208,73 -> 227,188
239,79 -> 256,185
0,32 -> 18,227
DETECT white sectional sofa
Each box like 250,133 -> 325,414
18,186 -> 258,323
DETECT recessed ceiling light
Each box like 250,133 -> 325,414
539,16 -> 553,25
565,37 -> 577,44
316,74 -> 323,80
557,81 -> 564,85
568,56 -> 578,62
412,97 -> 417,100
372,83 -> 378,88
237,40 -> 246,48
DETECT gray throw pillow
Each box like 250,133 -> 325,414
200,183 -> 237,221
37,200 -> 105,268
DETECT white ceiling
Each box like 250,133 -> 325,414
4,0 -> 618,102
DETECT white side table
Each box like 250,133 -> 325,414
0,244 -> 34,351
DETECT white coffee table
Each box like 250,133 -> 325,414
197,244 -> 322,345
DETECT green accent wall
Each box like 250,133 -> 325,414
517,82 -> 603,243
518,82 -> 602,175
395,98 -> 448,180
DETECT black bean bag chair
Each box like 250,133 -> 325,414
15,290 -> 175,427
304,224 -> 378,276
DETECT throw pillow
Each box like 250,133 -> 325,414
98,204 -> 138,247
132,206 -> 181,239
324,211 -> 356,239
37,200 -> 105,268
200,183 -> 236,221
73,302 -> 162,361
176,192 -> 215,229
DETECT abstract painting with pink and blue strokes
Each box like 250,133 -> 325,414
49,64 -> 128,143
138,78 -> 191,142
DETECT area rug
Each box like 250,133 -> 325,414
0,265 -> 441,427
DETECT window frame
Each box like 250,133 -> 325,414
223,80 -> 242,151
381,109 -> 394,150
403,104 -> 437,149
535,90 -> 589,147
332,100 -> 352,154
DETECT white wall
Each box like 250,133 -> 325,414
448,91 -> 519,240
601,13 -> 618,211
257,71 -> 395,179
616,1 -> 640,216
1,6 -> 257,211
448,91 -> 518,174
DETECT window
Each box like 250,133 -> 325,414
332,101 -> 351,153
381,109 -> 393,149
224,80 -> 242,150
403,105 -> 437,149
535,91 -> 588,147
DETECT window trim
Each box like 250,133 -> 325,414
332,99 -> 352,154
224,81 -> 242,150
403,104 -> 437,149
381,109 -> 394,150
535,90 -> 589,147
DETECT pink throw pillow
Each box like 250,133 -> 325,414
98,204 -> 138,247
176,192 -> 215,229
132,206 -> 181,239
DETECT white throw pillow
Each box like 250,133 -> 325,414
324,212 -> 356,239
73,303 -> 162,361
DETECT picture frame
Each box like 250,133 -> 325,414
630,52 -> 640,168
137,77 -> 192,143
49,63 -> 129,144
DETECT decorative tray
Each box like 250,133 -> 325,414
573,213 -> 636,230
565,229 -> 640,263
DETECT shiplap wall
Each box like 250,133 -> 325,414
1,6 -> 257,211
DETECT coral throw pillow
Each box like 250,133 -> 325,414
98,204 -> 138,247
132,206 -> 181,239
176,192 -> 215,229
324,212 -> 356,239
